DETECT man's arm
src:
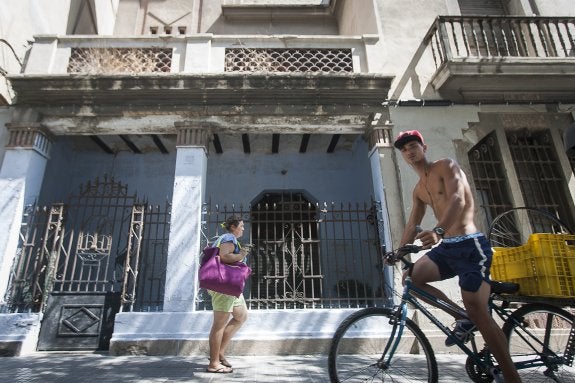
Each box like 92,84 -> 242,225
398,192 -> 426,247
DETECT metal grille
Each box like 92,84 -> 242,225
469,129 -> 575,240
224,48 -> 353,73
3,180 -> 171,314
198,194 -> 385,310
507,130 -> 574,229
2,204 -> 60,313
468,132 -> 513,227
132,203 -> 171,312
67,48 -> 173,74
49,176 -> 137,294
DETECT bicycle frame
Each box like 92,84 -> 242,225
388,274 -> 571,374
387,275 -> 496,370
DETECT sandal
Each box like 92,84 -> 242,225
206,365 -> 233,373
220,358 -> 232,368
208,357 -> 233,368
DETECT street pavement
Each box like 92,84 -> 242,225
0,352 -> 475,382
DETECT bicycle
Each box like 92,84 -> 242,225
327,243 -> 575,383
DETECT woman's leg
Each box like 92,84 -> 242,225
219,300 -> 248,360
208,310 -> 232,371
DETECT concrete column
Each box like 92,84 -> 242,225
163,124 -> 209,312
0,124 -> 52,306
366,123 -> 404,304
367,124 -> 405,249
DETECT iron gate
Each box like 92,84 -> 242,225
199,192 -> 387,310
4,176 -> 170,351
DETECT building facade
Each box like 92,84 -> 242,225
0,0 -> 573,356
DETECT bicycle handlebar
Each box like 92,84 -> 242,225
383,244 -> 423,265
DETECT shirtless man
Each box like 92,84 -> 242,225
393,130 -> 521,383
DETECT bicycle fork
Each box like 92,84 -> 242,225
378,302 -> 409,369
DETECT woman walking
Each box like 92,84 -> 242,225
206,215 -> 251,374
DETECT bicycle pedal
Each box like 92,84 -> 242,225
490,367 -> 504,383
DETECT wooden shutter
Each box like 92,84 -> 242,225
458,0 -> 507,15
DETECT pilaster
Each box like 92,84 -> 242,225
367,124 -> 404,304
0,124 -> 52,312
163,125 -> 209,312
5,123 -> 52,157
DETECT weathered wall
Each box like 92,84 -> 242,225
0,108 -> 9,168
376,0 -> 450,101
533,0 -> 575,17
206,136 -> 373,205
39,138 -> 177,206
38,135 -> 374,208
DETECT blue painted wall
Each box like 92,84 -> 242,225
40,135 -> 374,207
206,136 -> 374,206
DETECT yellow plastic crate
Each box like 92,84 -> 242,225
491,234 -> 575,298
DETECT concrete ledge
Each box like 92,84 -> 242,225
0,313 -> 42,356
110,309 -> 357,356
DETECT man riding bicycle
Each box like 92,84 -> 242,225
393,130 -> 521,383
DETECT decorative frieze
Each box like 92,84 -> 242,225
5,124 -> 52,157
366,125 -> 394,150
175,124 -> 210,148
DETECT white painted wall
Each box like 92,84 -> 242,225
533,0 -> 575,17
0,0 -> 70,103
376,0 -> 449,101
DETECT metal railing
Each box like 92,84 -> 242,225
197,196 -> 388,311
425,16 -> 575,69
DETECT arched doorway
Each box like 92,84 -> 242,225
250,191 -> 321,309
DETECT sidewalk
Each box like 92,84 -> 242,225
0,352 -> 474,382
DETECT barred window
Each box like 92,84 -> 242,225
469,129 -> 575,237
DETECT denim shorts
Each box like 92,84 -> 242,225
427,233 -> 492,293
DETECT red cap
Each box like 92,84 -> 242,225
393,130 -> 424,149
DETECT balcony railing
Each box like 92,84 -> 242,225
425,16 -> 575,68
23,34 -> 375,75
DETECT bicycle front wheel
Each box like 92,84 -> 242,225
328,307 -> 438,383
502,303 -> 575,382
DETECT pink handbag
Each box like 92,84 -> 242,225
199,246 -> 252,298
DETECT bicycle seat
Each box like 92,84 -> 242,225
490,280 -> 520,295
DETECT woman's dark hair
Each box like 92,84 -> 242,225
223,215 -> 243,231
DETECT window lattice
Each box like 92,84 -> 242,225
469,128 -> 575,238
67,48 -> 172,74
507,130 -> 568,216
468,132 -> 512,224
225,48 -> 353,73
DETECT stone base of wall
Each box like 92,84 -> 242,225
109,309 -> 357,356
109,309 -> 479,356
110,338 -> 334,356
0,313 -> 42,356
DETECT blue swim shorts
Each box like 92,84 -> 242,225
427,233 -> 492,292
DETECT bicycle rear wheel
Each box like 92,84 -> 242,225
502,303 -> 575,382
488,207 -> 572,248
328,307 -> 438,382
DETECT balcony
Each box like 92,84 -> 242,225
425,16 -> 575,103
7,34 -> 391,155
9,34 -> 390,110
